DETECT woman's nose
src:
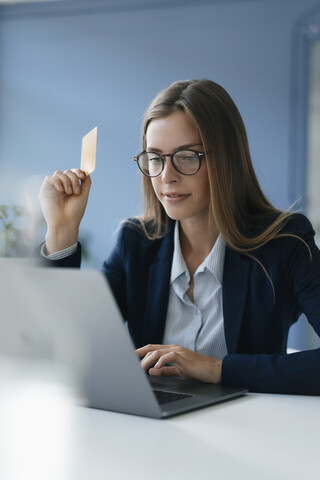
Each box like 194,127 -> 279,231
161,157 -> 179,184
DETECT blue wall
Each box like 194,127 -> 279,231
0,0 -> 319,348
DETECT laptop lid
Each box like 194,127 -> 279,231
0,261 -> 247,418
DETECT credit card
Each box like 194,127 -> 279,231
80,126 -> 97,175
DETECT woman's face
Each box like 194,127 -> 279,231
146,110 -> 210,226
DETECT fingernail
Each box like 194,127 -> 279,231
75,186 -> 80,194
67,186 -> 72,194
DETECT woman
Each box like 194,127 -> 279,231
39,79 -> 320,395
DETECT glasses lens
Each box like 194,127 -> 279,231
173,150 -> 200,174
138,152 -> 163,177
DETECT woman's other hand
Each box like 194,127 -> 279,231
39,169 -> 91,254
136,344 -> 222,384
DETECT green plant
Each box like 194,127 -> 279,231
0,204 -> 30,257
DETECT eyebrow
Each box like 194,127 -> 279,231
146,143 -> 203,153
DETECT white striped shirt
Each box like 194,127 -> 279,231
162,221 -> 228,359
40,242 -> 78,260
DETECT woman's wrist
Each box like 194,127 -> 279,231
45,225 -> 79,255
211,358 -> 222,384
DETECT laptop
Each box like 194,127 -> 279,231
0,260 -> 247,419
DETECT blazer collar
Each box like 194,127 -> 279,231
142,221 -> 175,345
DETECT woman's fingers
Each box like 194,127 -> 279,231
45,169 -> 86,195
151,350 -> 192,379
138,344 -> 177,372
148,365 -> 180,377
149,351 -> 188,378
154,350 -> 180,369
59,169 -> 84,195
139,345 -> 185,373
137,344 -> 174,358
140,349 -> 164,371
63,169 -> 86,195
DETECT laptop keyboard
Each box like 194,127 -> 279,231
153,389 -> 193,405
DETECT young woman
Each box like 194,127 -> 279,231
39,79 -> 320,395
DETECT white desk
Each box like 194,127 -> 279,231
0,373 -> 318,480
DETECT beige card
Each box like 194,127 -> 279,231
81,126 -> 97,175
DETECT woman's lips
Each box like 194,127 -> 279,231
162,193 -> 191,203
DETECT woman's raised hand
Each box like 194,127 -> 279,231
136,344 -> 222,384
39,169 -> 91,254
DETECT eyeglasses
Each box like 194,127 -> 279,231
134,149 -> 206,177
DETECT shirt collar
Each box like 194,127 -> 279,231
171,221 -> 189,283
170,221 -> 226,285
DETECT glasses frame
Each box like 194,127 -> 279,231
134,149 -> 206,177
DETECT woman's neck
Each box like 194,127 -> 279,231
179,218 -> 219,275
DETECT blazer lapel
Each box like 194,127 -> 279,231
223,247 -> 250,354
142,223 -> 174,345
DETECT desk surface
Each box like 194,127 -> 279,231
0,373 -> 318,480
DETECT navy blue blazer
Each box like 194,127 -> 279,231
40,213 -> 320,395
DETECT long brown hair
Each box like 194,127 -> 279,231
137,79 -> 300,257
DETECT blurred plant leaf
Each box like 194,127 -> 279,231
0,204 -> 31,257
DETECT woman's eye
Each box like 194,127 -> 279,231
175,150 -> 199,163
149,156 -> 162,163
178,155 -> 198,163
